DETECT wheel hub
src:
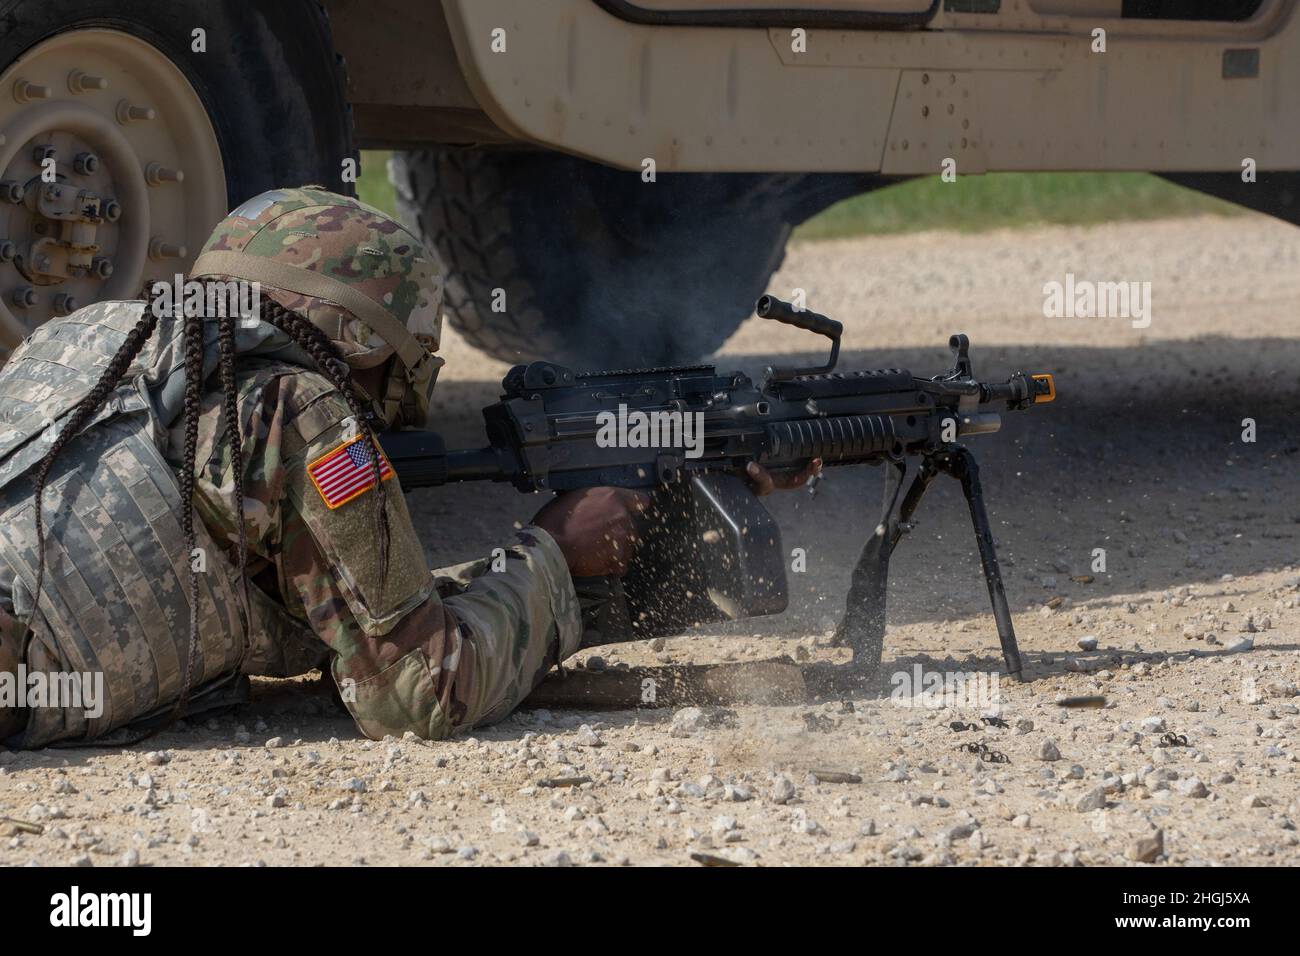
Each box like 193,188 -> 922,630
0,29 -> 226,353
5,138 -> 115,299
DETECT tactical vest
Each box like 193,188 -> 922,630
0,301 -> 317,746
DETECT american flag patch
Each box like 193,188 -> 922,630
307,436 -> 394,509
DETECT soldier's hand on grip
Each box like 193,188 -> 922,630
744,458 -> 823,496
532,487 -> 651,577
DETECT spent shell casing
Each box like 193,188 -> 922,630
1057,696 -> 1107,709
537,775 -> 592,788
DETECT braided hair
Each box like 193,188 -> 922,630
255,296 -> 391,572
28,281 -> 392,739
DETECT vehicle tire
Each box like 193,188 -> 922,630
390,148 -> 844,368
0,0 -> 353,350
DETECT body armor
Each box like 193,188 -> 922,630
0,302 -> 314,746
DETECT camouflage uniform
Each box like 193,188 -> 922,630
179,354 -> 581,740
0,188 -> 581,746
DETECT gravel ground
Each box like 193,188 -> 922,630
3,214 -> 1299,867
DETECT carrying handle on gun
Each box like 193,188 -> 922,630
756,295 -> 842,381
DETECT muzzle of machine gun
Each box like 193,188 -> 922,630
985,370 -> 1056,410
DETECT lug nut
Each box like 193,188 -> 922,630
149,238 -> 187,261
91,256 -> 113,279
0,241 -> 15,262
0,181 -> 23,204
53,293 -> 79,316
13,80 -> 52,103
11,286 -> 37,309
144,163 -> 184,185
116,100 -> 156,124
102,199 -> 121,222
68,70 -> 109,94
32,144 -> 56,164
145,162 -> 184,186
74,152 -> 99,175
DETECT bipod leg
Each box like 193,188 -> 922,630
833,457 -> 910,675
931,445 -> 1024,681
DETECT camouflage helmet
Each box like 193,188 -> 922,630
189,186 -> 444,427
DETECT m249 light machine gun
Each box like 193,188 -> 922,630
380,296 -> 1055,681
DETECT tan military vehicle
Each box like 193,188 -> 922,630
2,0 -> 1296,365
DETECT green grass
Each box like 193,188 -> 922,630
358,151 -> 397,218
356,151 -> 1239,240
792,172 -> 1242,241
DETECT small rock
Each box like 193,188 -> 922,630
426,837 -> 453,854
670,707 -> 706,737
1127,829 -> 1164,863
1076,786 -> 1107,812
769,775 -> 797,805
941,823 -> 977,843
1265,679 -> 1298,699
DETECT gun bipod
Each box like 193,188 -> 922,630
834,444 -> 1024,682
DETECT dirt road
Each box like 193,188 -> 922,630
3,214 -> 1298,867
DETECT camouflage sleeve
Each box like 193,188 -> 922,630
430,526 -> 582,729
282,519 -> 580,740
201,367 -> 581,740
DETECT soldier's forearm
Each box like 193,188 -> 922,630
439,527 -> 582,728
332,527 -> 581,740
